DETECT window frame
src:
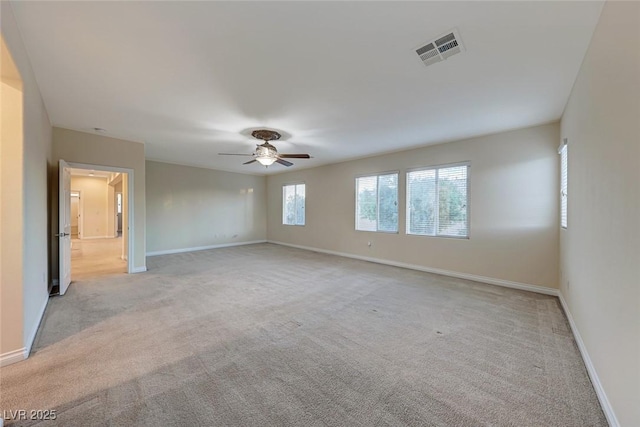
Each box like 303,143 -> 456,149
282,182 -> 306,226
559,139 -> 568,229
406,161 -> 470,239
355,171 -> 399,233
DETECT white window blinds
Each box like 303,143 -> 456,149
407,169 -> 437,235
283,183 -> 305,225
407,164 -> 469,237
560,143 -> 568,229
356,173 -> 398,232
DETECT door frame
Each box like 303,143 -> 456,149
65,162 -> 135,274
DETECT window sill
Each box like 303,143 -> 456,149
407,233 -> 469,240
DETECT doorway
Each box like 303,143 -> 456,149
1,35 -> 26,353
116,192 -> 123,237
60,164 -> 134,288
70,191 -> 80,238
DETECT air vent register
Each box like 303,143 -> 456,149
416,29 -> 465,68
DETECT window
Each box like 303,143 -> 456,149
407,163 -> 469,238
283,183 -> 305,225
355,173 -> 398,232
560,141 -> 568,229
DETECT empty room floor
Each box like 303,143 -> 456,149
71,237 -> 127,281
1,244 -> 605,426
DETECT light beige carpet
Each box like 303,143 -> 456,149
0,243 -> 606,426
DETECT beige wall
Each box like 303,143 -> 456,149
53,128 -> 145,273
70,176 -> 110,238
1,38 -> 25,357
1,1 -> 53,362
146,161 -> 266,254
106,184 -> 115,237
70,195 -> 79,234
559,2 -> 640,425
267,123 -> 560,289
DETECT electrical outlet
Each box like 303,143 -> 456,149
367,241 -> 372,247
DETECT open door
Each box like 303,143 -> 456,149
58,159 -> 71,294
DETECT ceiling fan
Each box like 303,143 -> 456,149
218,129 -> 311,167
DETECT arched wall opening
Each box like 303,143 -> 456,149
0,35 -> 25,362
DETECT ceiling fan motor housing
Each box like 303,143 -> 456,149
251,129 -> 281,142
256,142 -> 277,157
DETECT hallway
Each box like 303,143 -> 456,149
71,237 -> 127,281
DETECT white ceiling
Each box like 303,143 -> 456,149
69,168 -> 112,179
10,1 -> 603,175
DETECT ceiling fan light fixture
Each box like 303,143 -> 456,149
218,129 -> 310,168
256,156 -> 276,166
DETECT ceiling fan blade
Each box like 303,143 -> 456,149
275,158 -> 293,167
218,153 -> 254,156
278,154 -> 311,159
243,159 -> 258,165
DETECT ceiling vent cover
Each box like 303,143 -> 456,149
416,29 -> 465,68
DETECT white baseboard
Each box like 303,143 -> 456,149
146,240 -> 267,257
267,240 -> 559,296
131,266 -> 147,273
557,293 -> 619,427
81,235 -> 115,240
0,347 -> 26,367
25,295 -> 49,356
1,295 -> 49,367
